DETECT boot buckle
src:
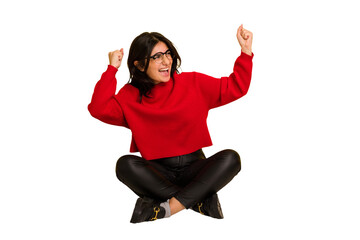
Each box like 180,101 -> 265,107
150,207 -> 160,221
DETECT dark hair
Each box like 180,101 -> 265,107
127,32 -> 181,101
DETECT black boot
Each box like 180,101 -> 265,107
191,193 -> 224,219
130,197 -> 166,223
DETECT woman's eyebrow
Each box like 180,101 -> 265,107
152,49 -> 170,55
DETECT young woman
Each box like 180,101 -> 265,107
88,25 -> 253,223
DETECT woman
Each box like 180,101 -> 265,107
88,24 -> 253,223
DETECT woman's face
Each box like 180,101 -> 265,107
146,41 -> 173,84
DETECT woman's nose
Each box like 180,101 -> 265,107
161,54 -> 171,65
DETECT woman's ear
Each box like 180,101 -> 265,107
134,61 -> 145,72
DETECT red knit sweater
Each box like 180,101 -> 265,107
88,52 -> 253,160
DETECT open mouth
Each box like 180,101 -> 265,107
159,68 -> 169,73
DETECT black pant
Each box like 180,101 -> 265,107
115,149 -> 241,209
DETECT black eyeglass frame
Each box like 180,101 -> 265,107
148,49 -> 173,62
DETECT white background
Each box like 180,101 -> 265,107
1,0 -> 359,239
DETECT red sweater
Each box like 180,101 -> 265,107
88,52 -> 253,160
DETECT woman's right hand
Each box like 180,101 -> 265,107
237,25 -> 253,56
108,48 -> 124,69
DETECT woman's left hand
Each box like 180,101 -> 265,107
237,25 -> 253,56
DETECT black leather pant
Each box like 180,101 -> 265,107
115,149 -> 241,209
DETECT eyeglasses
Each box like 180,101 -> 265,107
149,50 -> 173,64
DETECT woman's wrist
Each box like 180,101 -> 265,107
241,49 -> 252,56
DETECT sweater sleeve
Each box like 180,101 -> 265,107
88,65 -> 128,127
196,52 -> 253,109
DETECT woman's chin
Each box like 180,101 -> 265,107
153,77 -> 170,85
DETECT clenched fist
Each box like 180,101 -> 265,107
109,48 -> 124,69
237,25 -> 253,56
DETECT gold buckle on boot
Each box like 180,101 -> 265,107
150,207 -> 160,221
197,203 -> 204,215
